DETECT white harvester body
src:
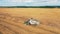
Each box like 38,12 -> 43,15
25,18 -> 40,25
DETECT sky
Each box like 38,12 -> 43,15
0,0 -> 60,6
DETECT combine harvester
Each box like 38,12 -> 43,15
24,18 -> 40,26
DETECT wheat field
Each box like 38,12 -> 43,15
0,8 -> 60,34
